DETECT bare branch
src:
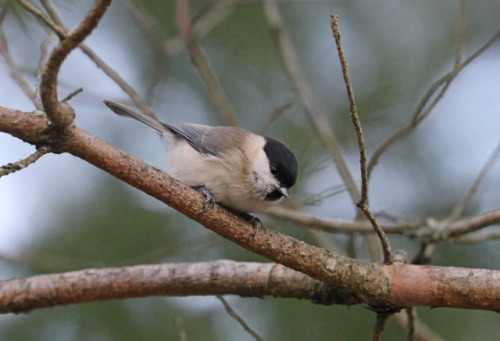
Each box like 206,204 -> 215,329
449,140 -> 500,220
60,87 -> 84,102
0,146 -> 50,177
452,230 -> 500,244
176,0 -> 239,126
393,309 -> 446,341
448,208 -> 500,237
38,0 -> 111,127
330,14 -> 392,264
454,0 -> 467,68
0,261 -> 324,313
367,26 -> 500,179
25,0 -> 154,117
371,312 -> 391,341
120,0 -> 235,103
40,0 -> 64,28
266,206 -> 412,235
329,15 -> 366,203
1,251 -> 500,314
15,0 -> 65,38
405,307 -> 415,341
0,28 -> 36,103
0,3 -> 9,24
80,43 -> 156,118
256,99 -> 294,134
34,34 -> 56,110
175,318 -> 188,341
217,296 -> 264,341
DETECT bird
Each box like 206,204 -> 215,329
103,100 -> 298,213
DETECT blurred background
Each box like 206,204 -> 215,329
1,0 -> 500,339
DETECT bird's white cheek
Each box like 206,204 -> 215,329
251,152 -> 280,194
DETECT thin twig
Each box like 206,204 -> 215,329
216,296 -> 264,341
367,26 -> 500,179
266,207 -> 413,235
15,0 -> 65,38
452,230 -> 500,244
412,243 -> 436,265
393,309 -> 446,341
406,307 -> 415,341
449,140 -> 500,220
122,0 -> 234,103
371,312 -> 391,341
0,3 -> 10,24
361,206 -> 393,264
0,146 -> 50,177
40,0 -> 64,29
123,0 -> 234,103
269,205 -> 500,241
175,318 -> 188,341
120,0 -> 170,103
330,15 -> 392,264
329,16 -> 367,205
79,43 -> 156,118
61,87 -> 84,102
256,99 -> 294,134
454,0 -> 467,69
263,1 -> 360,207
124,0 -> 234,56
0,28 -> 36,103
176,0 -> 239,126
448,208 -> 500,236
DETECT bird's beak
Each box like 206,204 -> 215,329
280,187 -> 290,198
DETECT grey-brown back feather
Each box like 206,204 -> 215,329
166,124 -> 251,156
104,100 -> 252,157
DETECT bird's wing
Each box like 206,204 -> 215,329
165,124 -> 250,156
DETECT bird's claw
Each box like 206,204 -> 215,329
239,212 -> 262,228
192,186 -> 215,212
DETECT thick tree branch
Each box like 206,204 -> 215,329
380,264 -> 500,312
0,261 -> 335,313
1,259 -> 500,314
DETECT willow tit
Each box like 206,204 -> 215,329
103,100 -> 298,213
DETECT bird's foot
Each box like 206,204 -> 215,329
238,212 -> 262,228
191,185 -> 215,212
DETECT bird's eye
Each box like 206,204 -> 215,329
270,166 -> 277,175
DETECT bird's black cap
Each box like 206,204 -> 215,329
263,137 -> 298,190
